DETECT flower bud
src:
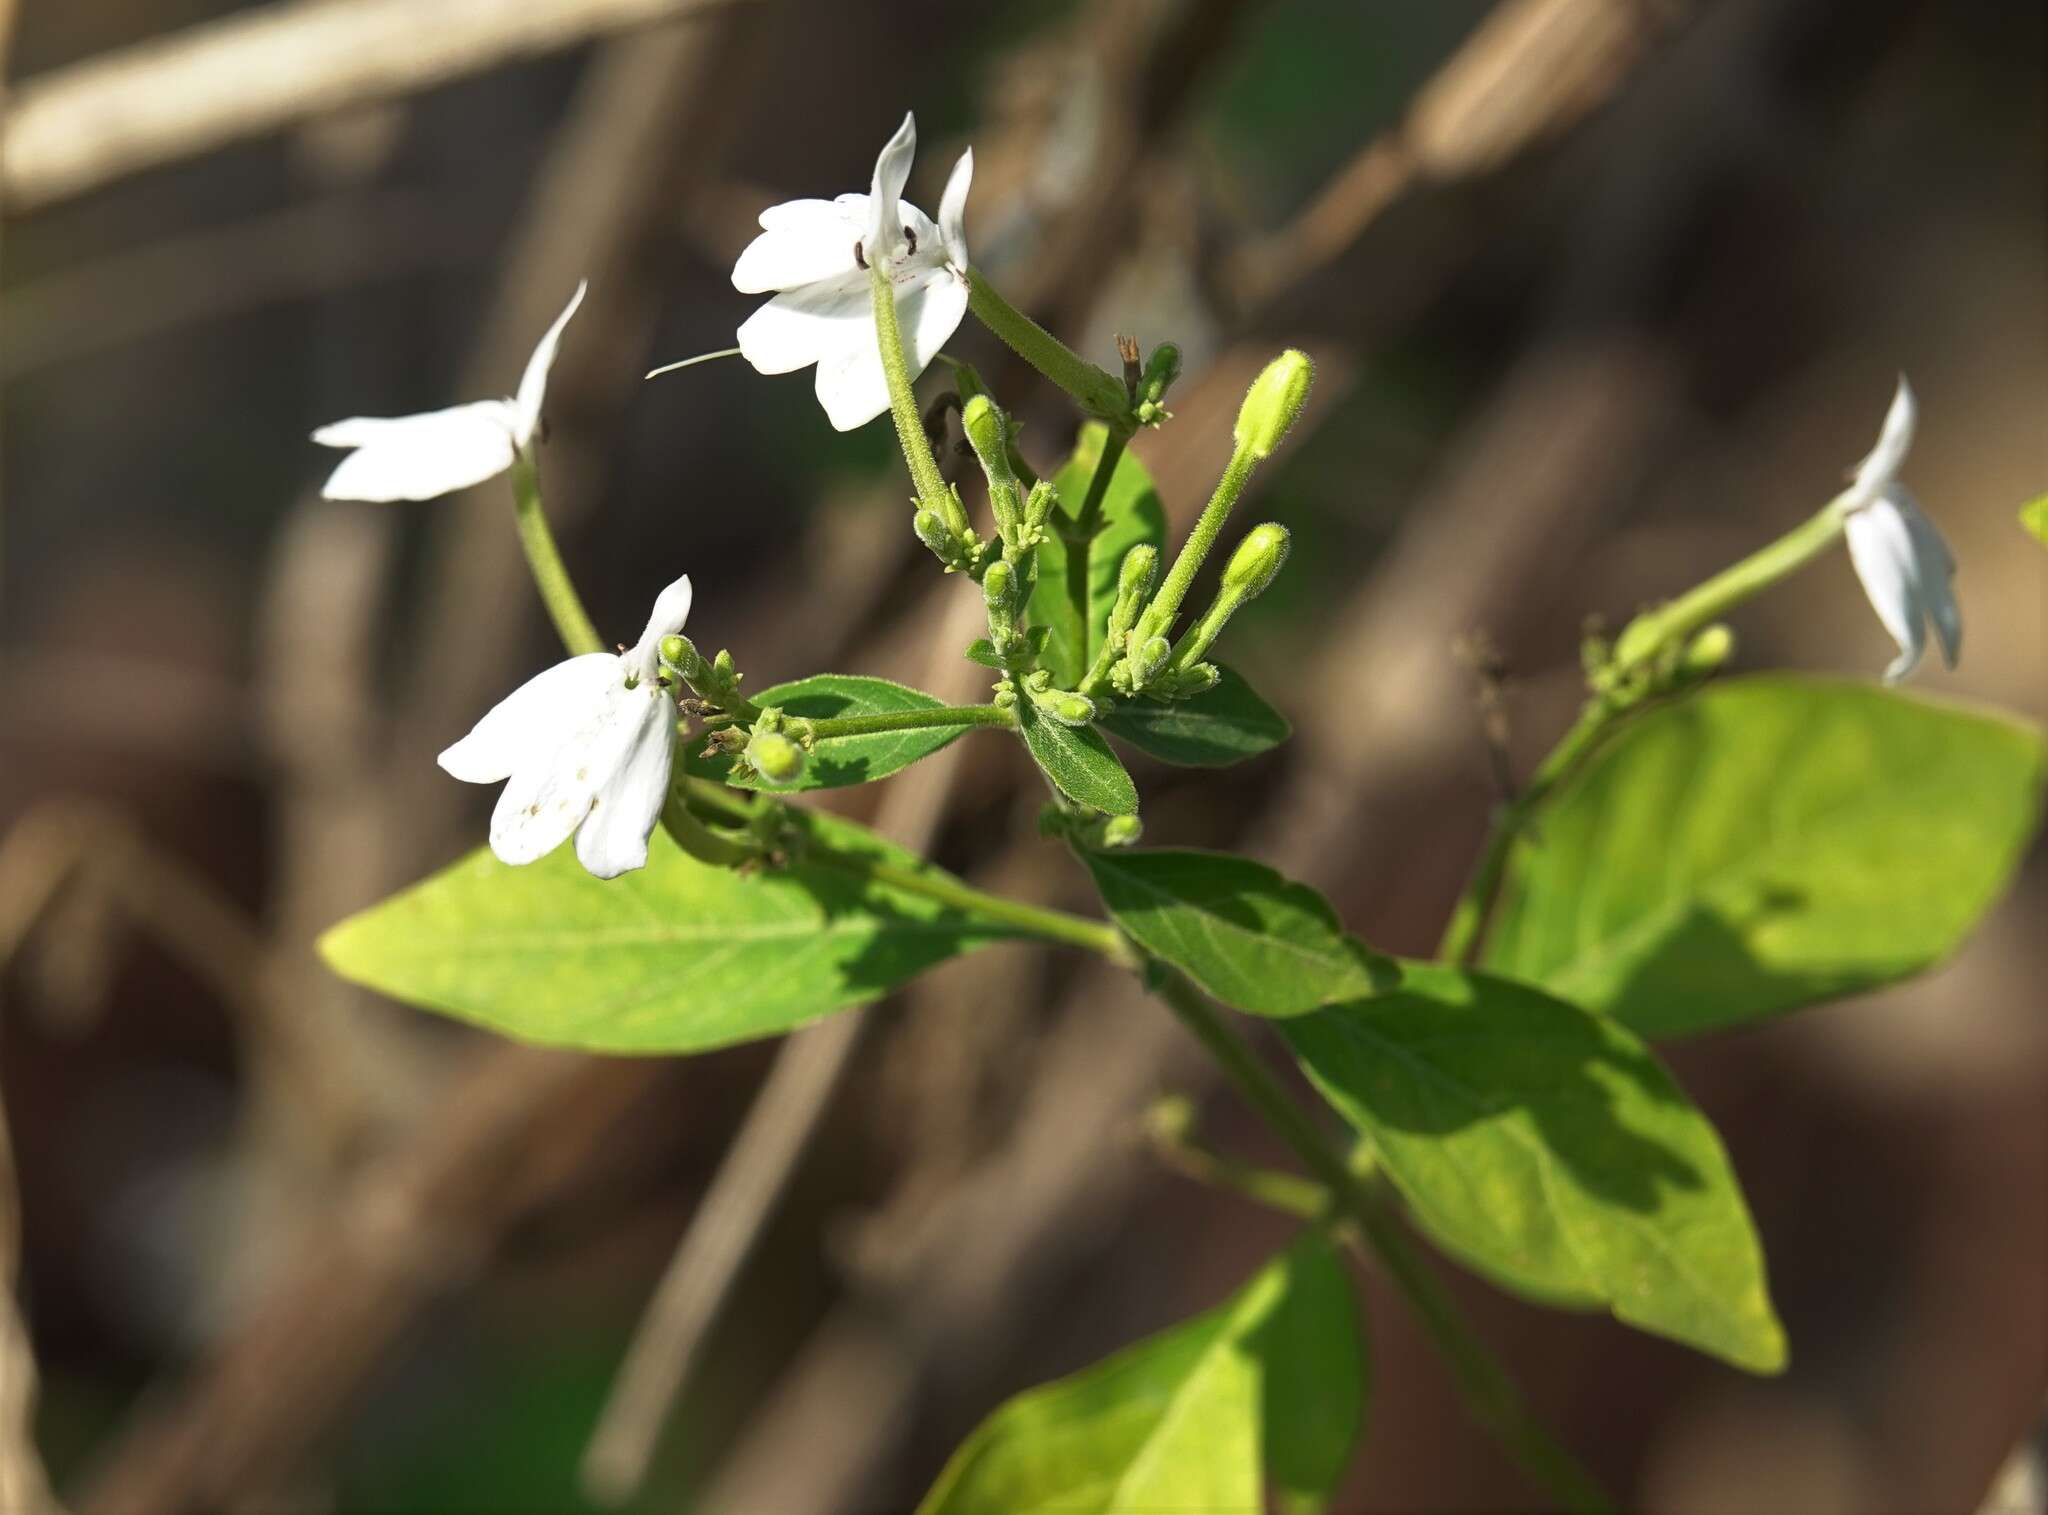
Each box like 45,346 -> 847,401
1099,813 -> 1144,848
1221,523 -> 1290,601
961,395 -> 1009,472
1036,690 -> 1097,727
745,728 -> 806,788
983,558 -> 1017,610
658,634 -> 689,670
913,507 -> 954,560
1681,623 -> 1736,675
1141,343 -> 1182,406
1117,543 -> 1160,602
1233,349 -> 1313,461
1129,635 -> 1172,686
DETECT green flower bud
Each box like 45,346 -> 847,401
983,558 -> 1017,610
1681,623 -> 1736,675
913,507 -> 955,560
1039,691 -> 1097,726
745,728 -> 806,788
1129,635 -> 1172,686
961,395 -> 1010,473
1141,343 -> 1182,405
1233,349 -> 1314,461
1117,543 -> 1160,602
1221,523 -> 1290,601
1100,813 -> 1144,848
1022,479 -> 1058,533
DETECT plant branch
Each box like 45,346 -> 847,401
799,703 -> 1011,740
868,264 -> 961,529
1061,428 -> 1129,675
1147,970 -> 1611,1514
966,269 -> 1132,425
510,456 -> 604,657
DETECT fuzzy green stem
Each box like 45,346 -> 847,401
870,263 -> 966,535
801,704 -> 1013,740
967,269 -> 1132,424
1144,1105 -> 1334,1219
1139,444 -> 1259,641
1611,499 -> 1847,671
1437,698 -> 1619,965
511,455 -> 603,657
850,854 -> 1133,962
1149,971 -> 1611,1514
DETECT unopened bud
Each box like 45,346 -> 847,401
1100,813 -> 1144,848
745,728 -> 806,788
1162,662 -> 1220,697
913,507 -> 954,559
1037,691 -> 1097,726
658,634 -> 689,669
1681,623 -> 1736,675
1222,523 -> 1290,601
1142,343 -> 1182,406
1022,479 -> 1058,533
961,395 -> 1009,471
1117,544 -> 1160,602
983,558 -> 1017,610
1233,349 -> 1313,461
1129,635 -> 1172,685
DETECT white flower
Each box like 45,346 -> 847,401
313,281 -> 587,502
1839,377 -> 1960,683
729,112 -> 972,431
438,574 -> 692,879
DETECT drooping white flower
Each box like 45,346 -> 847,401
727,112 -> 972,431
313,282 -> 587,502
1839,377 -> 1960,683
438,574 -> 692,879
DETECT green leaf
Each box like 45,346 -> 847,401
1282,964 -> 1785,1372
2022,493 -> 2048,547
965,639 -> 1004,670
320,810 -> 1016,1054
688,674 -> 963,792
1029,424 -> 1167,687
1484,677 -> 2045,1038
1101,665 -> 1291,767
1018,701 -> 1139,816
918,1235 -> 1362,1515
1084,849 -> 1390,1016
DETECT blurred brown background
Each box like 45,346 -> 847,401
2,1 -> 2044,1511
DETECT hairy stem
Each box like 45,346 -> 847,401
800,703 -> 1012,740
1149,971 -> 1611,1514
966,268 -> 1132,424
1139,443 -> 1258,640
869,263 -> 963,532
510,455 -> 603,657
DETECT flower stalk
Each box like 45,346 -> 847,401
510,455 -> 604,657
967,268 -> 1133,426
870,262 -> 967,537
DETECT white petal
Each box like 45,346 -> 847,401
488,678 -> 655,867
937,147 -> 972,270
1847,375 -> 1916,507
812,321 -> 890,432
512,281 -> 587,448
1845,494 -> 1926,682
437,652 -> 617,784
315,402 -> 519,502
626,573 -> 694,678
733,200 -> 862,293
1891,485 -> 1961,668
898,267 -> 970,377
736,274 -> 871,375
574,690 -> 676,879
866,113 -> 917,259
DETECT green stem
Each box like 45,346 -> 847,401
1437,696 -> 1618,965
1611,499 -> 1847,671
967,268 -> 1132,425
1149,971 -> 1611,1515
801,704 -> 1012,740
1063,428 -> 1128,675
511,455 -> 603,657
870,263 -> 964,533
847,854 -> 1133,962
1144,1108 -> 1334,1220
659,792 -> 755,868
1139,444 -> 1258,641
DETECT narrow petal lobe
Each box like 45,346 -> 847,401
512,281 -> 588,448
437,653 -> 617,784
316,402 -> 519,502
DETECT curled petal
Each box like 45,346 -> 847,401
938,147 -> 973,270
314,401 -> 518,502
733,199 -> 862,293
866,112 -> 917,261
1845,492 -> 1927,682
438,652 -> 618,784
1847,375 -> 1916,508
513,281 -> 588,448
574,689 -> 676,879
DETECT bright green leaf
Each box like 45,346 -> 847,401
320,810 -> 1018,1053
1484,677 -> 2045,1038
687,674 -> 963,792
965,639 -> 1004,670
1030,425 -> 1167,687
918,1235 -> 1362,1515
2021,494 -> 2048,547
1084,849 -> 1390,1015
1283,964 -> 1785,1372
1101,665 -> 1291,767
1018,701 -> 1139,815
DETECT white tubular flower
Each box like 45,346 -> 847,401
313,281 -> 587,502
1839,377 -> 1960,683
729,112 -> 972,431
438,574 -> 693,880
